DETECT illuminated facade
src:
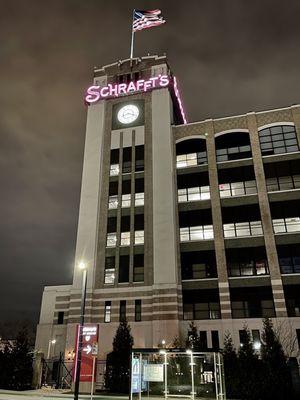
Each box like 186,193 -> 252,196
35,55 -> 300,386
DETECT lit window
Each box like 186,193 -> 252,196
120,232 -> 130,246
106,233 -> 117,247
110,164 -> 120,176
135,192 -> 144,206
104,301 -> 111,322
104,269 -> 115,284
121,194 -> 131,208
108,196 -> 118,209
135,230 -> 144,245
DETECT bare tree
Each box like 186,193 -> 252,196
273,318 -> 299,358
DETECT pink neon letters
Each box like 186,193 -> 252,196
85,74 -> 170,103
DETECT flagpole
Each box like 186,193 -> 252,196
130,9 -> 135,58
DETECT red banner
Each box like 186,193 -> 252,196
73,324 -> 99,382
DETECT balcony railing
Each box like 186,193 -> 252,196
176,152 -> 208,169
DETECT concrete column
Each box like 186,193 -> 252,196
205,120 -> 232,319
247,112 -> 287,317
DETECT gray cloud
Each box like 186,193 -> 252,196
0,0 -> 299,328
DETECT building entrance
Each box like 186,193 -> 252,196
130,349 -> 226,400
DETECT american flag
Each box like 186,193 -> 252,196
133,9 -> 166,32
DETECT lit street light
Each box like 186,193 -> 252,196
74,261 -> 88,400
47,339 -> 56,359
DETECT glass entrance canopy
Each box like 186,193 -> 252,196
130,349 -> 226,400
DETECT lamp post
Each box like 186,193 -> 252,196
186,350 -> 195,400
160,350 -> 168,400
74,261 -> 88,400
47,339 -> 56,359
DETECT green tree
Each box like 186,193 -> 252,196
237,325 -> 263,400
261,318 -> 293,400
222,332 -> 239,399
9,328 -> 33,390
105,321 -> 134,393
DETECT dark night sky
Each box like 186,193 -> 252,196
0,0 -> 300,330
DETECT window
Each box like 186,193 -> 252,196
133,254 -> 144,282
226,247 -> 269,277
178,186 -> 211,202
135,192 -> 144,206
105,257 -> 115,284
223,221 -> 263,238
122,147 -> 132,174
184,302 -> 220,320
219,180 -> 257,198
296,329 -> 300,350
239,330 -> 248,346
277,244 -> 300,274
108,195 -> 118,209
135,145 -> 144,172
176,152 -> 208,169
104,301 -> 111,323
252,330 -> 261,344
199,331 -> 208,350
119,255 -> 130,283
57,311 -> 64,325
120,300 -> 126,322
259,125 -> 299,156
110,149 -> 120,176
121,194 -> 131,208
135,230 -> 144,245
180,225 -> 214,241
120,231 -> 130,246
106,233 -> 117,247
211,331 -> 219,350
273,217 -> 300,234
135,300 -> 142,322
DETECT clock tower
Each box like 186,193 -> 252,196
69,54 -> 185,361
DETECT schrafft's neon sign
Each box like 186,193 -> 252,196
85,74 -> 170,104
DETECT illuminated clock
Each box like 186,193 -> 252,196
117,104 -> 139,124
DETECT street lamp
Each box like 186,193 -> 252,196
159,350 -> 168,400
74,261 -> 88,400
186,349 -> 195,400
47,339 -> 56,359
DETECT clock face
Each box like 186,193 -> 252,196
117,104 -> 139,124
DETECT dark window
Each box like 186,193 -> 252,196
239,330 -> 248,346
120,300 -> 126,322
133,253 -> 144,282
122,147 -> 132,174
134,214 -> 144,230
226,247 -> 269,277
135,178 -> 144,193
104,301 -> 111,323
135,145 -> 144,172
110,149 -> 119,165
277,244 -> 300,274
105,256 -> 115,269
135,300 -> 142,321
231,287 -> 275,318
259,125 -> 299,156
119,255 -> 130,283
181,251 -> 217,280
211,331 -> 219,350
109,181 -> 118,196
121,215 -> 131,232
199,331 -> 208,350
284,285 -> 300,317
122,179 -> 131,194
57,311 -> 64,325
107,217 -> 117,233
252,330 -> 260,343
215,132 -> 252,162
176,139 -> 208,166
